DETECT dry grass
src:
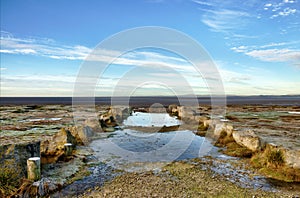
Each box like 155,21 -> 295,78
0,160 -> 23,197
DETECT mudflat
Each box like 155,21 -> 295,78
1,103 -> 299,197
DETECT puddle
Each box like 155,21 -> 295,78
20,117 -> 62,122
58,112 -> 295,196
90,129 -> 216,172
288,111 -> 300,115
124,112 -> 181,127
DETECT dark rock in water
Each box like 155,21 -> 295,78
34,178 -> 61,197
158,125 -> 180,132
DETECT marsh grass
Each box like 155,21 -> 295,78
251,147 -> 300,182
0,160 -> 23,197
266,149 -> 285,168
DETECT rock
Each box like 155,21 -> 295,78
66,126 -> 94,145
40,128 -> 77,163
34,178 -> 61,197
12,178 -> 61,198
232,130 -> 265,152
168,104 -> 178,115
108,106 -> 131,123
99,119 -> 116,132
158,125 -> 180,132
198,118 -> 211,131
213,123 -> 233,137
99,106 -> 126,131
283,149 -> 300,169
85,117 -> 102,132
177,106 -> 201,121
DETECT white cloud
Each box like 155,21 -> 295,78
278,7 -> 297,16
0,33 -> 224,96
230,46 -> 248,53
283,0 -> 296,3
0,48 -> 37,55
0,74 -> 77,96
0,32 -> 204,75
0,67 -> 7,71
266,1 -> 298,18
231,42 -> 300,67
0,33 -> 91,60
245,48 -> 300,64
2,75 -> 76,83
192,0 -> 213,6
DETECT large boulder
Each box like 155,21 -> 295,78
232,130 -> 265,152
65,126 -> 94,145
40,128 -> 77,163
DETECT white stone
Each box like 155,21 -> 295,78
232,130 -> 264,152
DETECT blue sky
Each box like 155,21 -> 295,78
0,0 -> 300,96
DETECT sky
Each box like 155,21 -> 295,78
1,0 -> 300,97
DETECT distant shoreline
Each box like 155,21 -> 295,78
0,96 -> 299,106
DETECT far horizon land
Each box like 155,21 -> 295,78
1,95 -> 299,106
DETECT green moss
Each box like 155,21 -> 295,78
66,166 -> 91,185
223,142 -> 253,158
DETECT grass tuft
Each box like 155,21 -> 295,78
266,149 -> 285,168
251,147 -> 300,182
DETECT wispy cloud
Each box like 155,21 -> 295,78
192,0 -> 213,6
201,9 -> 250,33
0,31 -> 204,74
0,32 -> 227,96
0,74 -> 76,96
231,42 -> 300,67
245,49 -> 300,65
0,31 -> 91,60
